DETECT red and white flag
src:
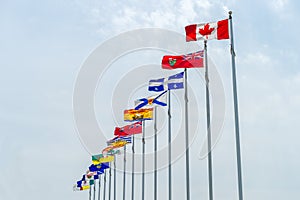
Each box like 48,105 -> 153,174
161,51 -> 204,69
114,121 -> 142,136
185,19 -> 229,41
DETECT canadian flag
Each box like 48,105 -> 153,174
185,19 -> 229,41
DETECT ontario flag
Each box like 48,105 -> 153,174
185,19 -> 229,41
162,51 -> 204,69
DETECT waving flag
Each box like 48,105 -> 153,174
73,182 -> 92,191
92,155 -> 114,165
73,184 -> 89,191
111,140 -> 127,148
77,180 -> 95,188
106,149 -> 121,155
148,72 -> 184,92
88,163 -> 109,172
102,146 -> 115,154
80,173 -> 101,183
124,108 -> 153,121
97,149 -> 121,156
148,78 -> 165,92
114,121 -> 142,136
168,72 -> 184,90
107,135 -> 132,145
134,90 -> 167,110
86,170 -> 98,177
80,185 -> 90,191
92,154 -> 104,163
162,51 -> 204,69
185,19 -> 229,41
74,179 -> 95,191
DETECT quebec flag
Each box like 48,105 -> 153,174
167,72 -> 184,90
148,72 -> 184,92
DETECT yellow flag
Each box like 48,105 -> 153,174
92,160 -> 100,165
99,155 -> 114,163
81,185 -> 90,190
92,155 -> 114,165
124,108 -> 153,121
112,140 -> 127,148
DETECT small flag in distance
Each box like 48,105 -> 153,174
107,135 -> 132,146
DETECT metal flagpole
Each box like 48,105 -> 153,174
89,184 -> 92,200
103,170 -> 107,200
154,106 -> 158,200
131,135 -> 135,200
168,89 -> 172,200
228,11 -> 244,200
204,40 -> 214,200
109,165 -> 112,200
94,180 -> 96,200
184,68 -> 190,200
98,177 -> 101,200
123,145 -> 127,200
114,156 -> 116,200
142,120 -> 145,200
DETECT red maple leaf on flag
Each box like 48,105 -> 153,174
199,23 -> 214,36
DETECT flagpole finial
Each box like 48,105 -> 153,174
229,11 -> 232,19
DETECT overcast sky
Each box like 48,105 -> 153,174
1,0 -> 300,200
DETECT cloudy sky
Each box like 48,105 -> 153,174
1,0 -> 300,200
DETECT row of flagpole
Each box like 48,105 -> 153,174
75,11 -> 243,200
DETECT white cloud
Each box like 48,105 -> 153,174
270,0 -> 289,11
267,0 -> 295,20
75,0 -> 233,36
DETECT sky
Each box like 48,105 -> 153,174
1,0 -> 300,200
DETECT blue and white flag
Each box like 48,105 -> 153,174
148,78 -> 165,92
117,136 -> 132,143
167,72 -> 184,90
134,90 -> 167,110
148,72 -> 184,92
107,135 -> 132,146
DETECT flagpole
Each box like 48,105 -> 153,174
123,145 -> 127,200
167,89 -> 172,200
204,40 -> 214,200
94,179 -> 96,200
131,134 -> 135,200
154,106 -> 158,200
142,120 -> 145,200
184,68 -> 190,200
103,170 -> 107,200
114,156 -> 116,200
89,184 -> 92,200
229,11 -> 244,200
98,177 -> 101,200
109,164 -> 112,200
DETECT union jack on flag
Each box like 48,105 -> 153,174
183,50 -> 204,60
